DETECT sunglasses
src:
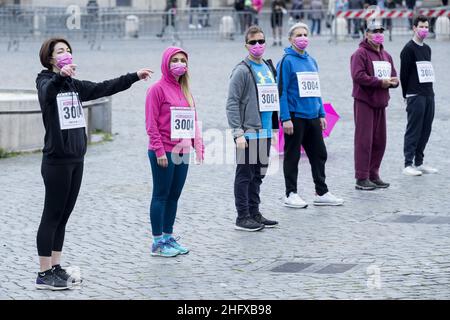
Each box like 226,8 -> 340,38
247,39 -> 266,45
371,29 -> 384,34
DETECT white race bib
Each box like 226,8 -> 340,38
416,61 -> 435,83
373,61 -> 392,80
170,107 -> 196,139
257,83 -> 280,112
296,72 -> 321,98
56,92 -> 86,130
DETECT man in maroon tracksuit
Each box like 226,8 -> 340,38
350,21 -> 399,191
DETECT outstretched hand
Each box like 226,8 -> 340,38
137,68 -> 154,81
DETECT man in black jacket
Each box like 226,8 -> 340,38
400,15 -> 438,177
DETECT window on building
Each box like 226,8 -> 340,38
116,0 -> 132,6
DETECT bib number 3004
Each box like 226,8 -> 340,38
257,84 -> 280,112
171,107 -> 196,139
373,61 -> 392,80
297,72 -> 321,98
56,92 -> 86,130
416,61 -> 435,83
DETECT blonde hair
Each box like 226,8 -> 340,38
179,72 -> 194,108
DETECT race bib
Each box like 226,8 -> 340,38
170,107 -> 196,139
416,61 -> 435,83
56,92 -> 86,130
296,72 -> 321,98
257,83 -> 280,112
373,61 -> 392,80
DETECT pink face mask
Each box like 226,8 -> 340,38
372,33 -> 385,45
170,62 -> 188,77
294,37 -> 309,50
417,28 -> 429,40
248,43 -> 266,58
56,52 -> 73,69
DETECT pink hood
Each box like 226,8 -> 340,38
145,46 -> 204,161
161,46 -> 189,87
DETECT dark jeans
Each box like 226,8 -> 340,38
311,19 -> 321,35
404,95 -> 435,167
148,151 -> 189,236
354,100 -> 387,180
234,138 -> 271,221
37,162 -> 84,257
283,116 -> 328,197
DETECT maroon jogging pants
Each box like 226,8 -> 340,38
354,99 -> 387,180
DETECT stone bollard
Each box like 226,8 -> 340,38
125,15 -> 139,39
33,14 -> 46,36
0,89 -> 112,153
220,16 -> 235,40
435,16 -> 450,41
333,17 -> 348,41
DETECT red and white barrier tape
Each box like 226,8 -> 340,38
336,9 -> 450,19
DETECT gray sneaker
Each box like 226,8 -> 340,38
355,179 -> 377,191
36,270 -> 72,291
235,217 -> 265,232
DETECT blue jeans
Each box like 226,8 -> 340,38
148,151 -> 189,236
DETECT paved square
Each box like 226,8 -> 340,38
1,36 -> 450,299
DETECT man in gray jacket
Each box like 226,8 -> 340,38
226,26 -> 280,232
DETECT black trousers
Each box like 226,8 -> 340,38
234,138 -> 270,221
37,162 -> 84,257
283,116 -> 328,197
404,95 -> 435,167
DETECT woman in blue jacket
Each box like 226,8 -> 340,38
277,22 -> 344,208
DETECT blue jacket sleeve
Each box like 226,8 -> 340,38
278,57 -> 291,122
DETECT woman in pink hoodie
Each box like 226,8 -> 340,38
145,46 -> 204,257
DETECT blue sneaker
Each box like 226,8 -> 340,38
166,237 -> 190,255
151,240 -> 179,257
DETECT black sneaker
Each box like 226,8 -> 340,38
252,213 -> 279,228
35,269 -> 72,291
235,217 -> 265,232
52,265 -> 82,285
370,179 -> 390,189
355,179 -> 377,191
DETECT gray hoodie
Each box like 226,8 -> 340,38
226,57 -> 279,139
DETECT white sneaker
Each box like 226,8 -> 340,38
415,164 -> 438,174
197,24 -> 203,29
403,166 -> 422,176
283,192 -> 308,208
189,24 -> 196,29
314,192 -> 344,206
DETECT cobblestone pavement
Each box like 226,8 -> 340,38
1,36 -> 450,299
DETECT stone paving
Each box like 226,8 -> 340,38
0,36 -> 450,300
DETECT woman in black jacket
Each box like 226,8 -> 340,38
35,38 -> 152,290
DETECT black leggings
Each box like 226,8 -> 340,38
37,162 -> 84,257
283,116 -> 329,197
